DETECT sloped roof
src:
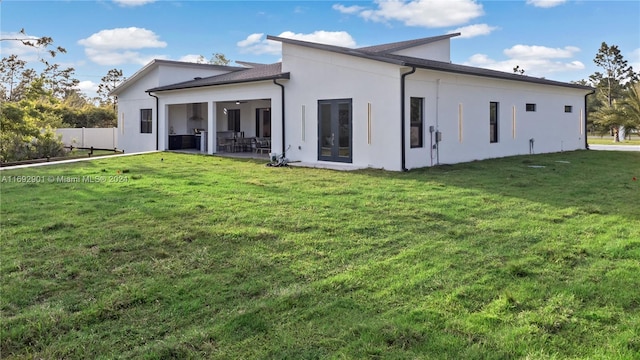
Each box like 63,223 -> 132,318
110,59 -> 244,96
235,60 -> 268,68
357,33 -> 460,53
147,63 -> 290,92
267,35 -> 593,91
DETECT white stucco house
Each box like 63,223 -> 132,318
111,33 -> 593,171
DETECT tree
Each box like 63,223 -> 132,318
97,68 -> 124,110
195,53 -> 231,65
0,79 -> 65,162
210,53 -> 231,65
0,28 -> 66,57
0,55 -> 27,101
589,42 -> 637,141
620,82 -> 640,138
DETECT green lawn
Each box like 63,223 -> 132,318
1,151 -> 639,359
588,134 -> 640,145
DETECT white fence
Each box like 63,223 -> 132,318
56,128 -> 118,149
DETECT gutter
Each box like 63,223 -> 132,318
146,91 -> 160,151
400,67 -> 416,172
273,79 -> 286,154
584,89 -> 595,150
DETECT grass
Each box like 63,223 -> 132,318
1,150 -> 639,359
588,134 -> 640,145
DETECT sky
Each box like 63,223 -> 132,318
1,0 -> 639,99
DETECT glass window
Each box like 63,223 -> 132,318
410,97 -> 424,148
526,103 -> 536,112
490,102 -> 498,143
140,109 -> 152,133
227,109 -> 241,132
564,105 -> 573,113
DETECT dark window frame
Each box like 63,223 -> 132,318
227,109 -> 241,132
526,103 -> 536,112
490,102 -> 499,143
410,97 -> 424,148
140,108 -> 152,134
564,105 -> 573,113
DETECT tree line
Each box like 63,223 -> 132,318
578,42 -> 639,141
0,31 -> 123,162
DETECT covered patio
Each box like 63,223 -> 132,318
164,98 -> 273,155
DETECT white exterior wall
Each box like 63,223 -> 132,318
116,63 -> 236,153
404,70 -> 588,169
116,67 -> 159,153
391,41 -> 451,62
155,82 -> 282,152
281,43 -> 403,170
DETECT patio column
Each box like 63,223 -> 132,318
208,101 -> 217,154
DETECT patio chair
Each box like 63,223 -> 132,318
255,138 -> 271,154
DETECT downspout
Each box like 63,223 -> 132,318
584,90 -> 595,150
435,79 -> 441,165
400,67 -> 416,172
146,91 -> 160,151
273,79 -> 285,154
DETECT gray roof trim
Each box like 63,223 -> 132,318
387,54 -> 594,91
357,33 -> 460,53
235,60 -> 268,68
147,63 -> 290,92
267,35 -> 593,91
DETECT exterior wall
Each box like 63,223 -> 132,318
116,63 -> 236,154
156,65 -> 231,87
281,43 -> 403,170
391,40 -> 451,62
214,100 -> 271,136
154,82 -> 282,152
56,128 -> 118,149
116,67 -> 159,153
404,70 -> 588,169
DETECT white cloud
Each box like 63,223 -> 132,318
178,54 -> 205,63
332,4 -> 366,14
77,80 -> 98,95
113,0 -> 156,7
78,27 -> 166,51
465,44 -> 585,77
237,30 -> 357,55
78,27 -> 167,65
526,0 -> 566,8
334,0 -> 484,28
504,45 -> 580,59
447,24 -> 498,38
237,33 -> 265,48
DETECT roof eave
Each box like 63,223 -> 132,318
147,72 -> 291,93
400,60 -> 593,91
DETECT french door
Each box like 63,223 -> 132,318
318,99 -> 352,163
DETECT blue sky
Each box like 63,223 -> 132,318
2,0 -> 639,99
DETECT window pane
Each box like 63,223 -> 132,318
490,102 -> 498,143
410,97 -> 423,148
319,103 -> 332,157
338,102 -> 351,158
140,109 -> 152,133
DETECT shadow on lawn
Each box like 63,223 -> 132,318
359,150 -> 640,221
